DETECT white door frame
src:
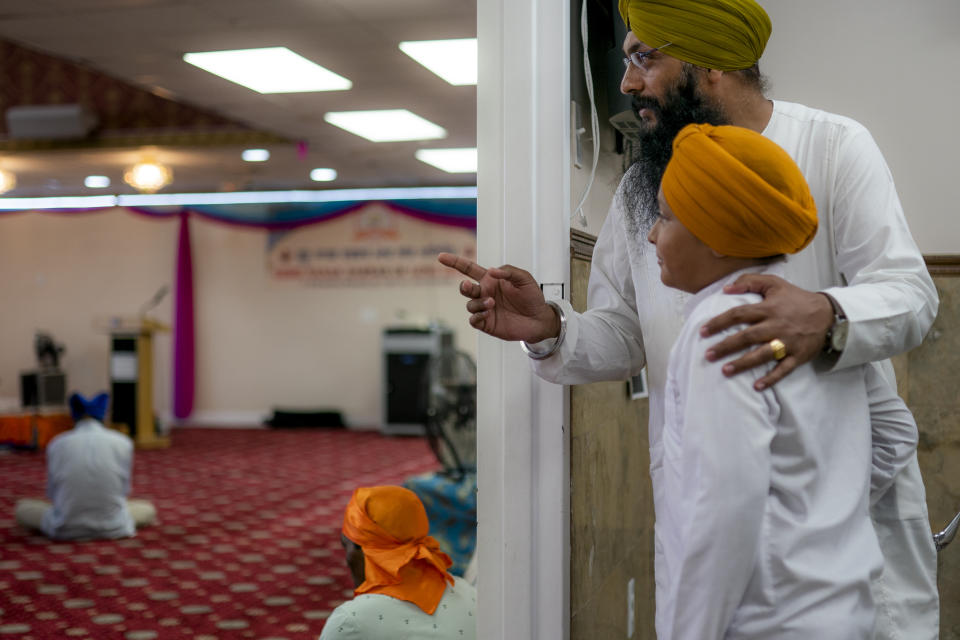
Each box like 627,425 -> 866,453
476,0 -> 571,638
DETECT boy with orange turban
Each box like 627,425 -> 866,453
319,485 -> 476,639
646,123 -> 881,639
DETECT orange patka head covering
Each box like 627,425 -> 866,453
342,485 -> 453,614
661,123 -> 817,258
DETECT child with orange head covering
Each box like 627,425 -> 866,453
319,485 -> 476,639
648,122 -> 817,294
646,123 -> 883,639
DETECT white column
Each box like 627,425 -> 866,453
476,0 -> 571,638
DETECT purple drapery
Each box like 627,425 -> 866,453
173,212 -> 195,419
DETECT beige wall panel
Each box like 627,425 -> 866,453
910,271 -> 960,639
569,239 -> 655,640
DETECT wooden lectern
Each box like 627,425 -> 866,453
107,317 -> 170,449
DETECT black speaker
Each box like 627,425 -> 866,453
20,370 -> 67,408
385,352 -> 432,424
110,337 -> 138,437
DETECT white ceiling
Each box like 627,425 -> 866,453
0,0 -> 477,197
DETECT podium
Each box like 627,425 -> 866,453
106,317 -> 170,449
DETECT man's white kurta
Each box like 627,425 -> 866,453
42,418 -> 136,540
658,264 -> 880,639
532,100 -> 940,637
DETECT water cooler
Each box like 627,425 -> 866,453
381,325 -> 452,436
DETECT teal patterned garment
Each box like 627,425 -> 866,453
404,472 -> 477,576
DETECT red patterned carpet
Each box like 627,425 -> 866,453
0,427 -> 440,640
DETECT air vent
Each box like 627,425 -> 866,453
5,104 -> 98,139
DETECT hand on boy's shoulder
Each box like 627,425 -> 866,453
699,274 -> 834,391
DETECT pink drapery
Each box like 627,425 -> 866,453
173,212 -> 195,419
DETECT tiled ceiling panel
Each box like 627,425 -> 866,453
0,0 -> 477,197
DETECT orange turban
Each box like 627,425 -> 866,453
342,486 -> 454,614
618,0 -> 772,71
661,123 -> 817,258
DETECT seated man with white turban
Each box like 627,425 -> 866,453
319,485 -> 476,640
647,123 -> 882,639
14,392 -> 156,540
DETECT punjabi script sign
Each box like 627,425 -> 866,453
268,202 -> 476,286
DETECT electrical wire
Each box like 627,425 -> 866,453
572,0 -> 600,228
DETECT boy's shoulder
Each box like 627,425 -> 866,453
684,287 -> 762,341
676,268 -> 775,356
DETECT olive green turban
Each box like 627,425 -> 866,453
618,0 -> 772,71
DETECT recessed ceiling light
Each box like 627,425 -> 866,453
242,149 -> 270,162
323,109 -> 447,142
310,168 -> 337,182
124,159 -> 173,193
183,47 -> 352,94
84,175 -> 111,189
399,39 -> 477,86
0,169 -> 16,194
415,148 -> 478,173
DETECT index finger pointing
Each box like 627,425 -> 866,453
438,253 -> 487,281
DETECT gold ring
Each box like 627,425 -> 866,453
769,338 -> 787,361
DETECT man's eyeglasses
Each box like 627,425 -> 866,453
622,43 -> 673,71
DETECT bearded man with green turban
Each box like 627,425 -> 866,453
439,1 -> 939,637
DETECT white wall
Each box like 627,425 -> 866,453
0,210 -> 176,413
760,0 -> 960,254
0,208 -> 476,427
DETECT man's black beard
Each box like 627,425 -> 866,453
620,68 -> 730,236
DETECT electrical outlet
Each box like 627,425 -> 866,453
541,283 -> 564,301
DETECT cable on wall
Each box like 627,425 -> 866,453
572,0 -> 600,228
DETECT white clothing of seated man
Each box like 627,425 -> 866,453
14,402 -> 156,540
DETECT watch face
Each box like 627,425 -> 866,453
831,320 -> 849,351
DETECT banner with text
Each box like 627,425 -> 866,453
268,201 -> 477,286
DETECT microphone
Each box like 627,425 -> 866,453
139,285 -> 169,316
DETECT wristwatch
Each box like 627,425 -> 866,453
822,293 -> 848,356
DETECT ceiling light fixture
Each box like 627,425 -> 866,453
0,196 -> 118,210
0,169 -> 16,194
415,148 -> 478,173
242,149 -> 270,162
183,47 -> 352,94
124,155 -> 173,193
84,175 -> 111,189
399,38 -> 478,86
323,109 -> 447,142
310,168 -> 337,182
